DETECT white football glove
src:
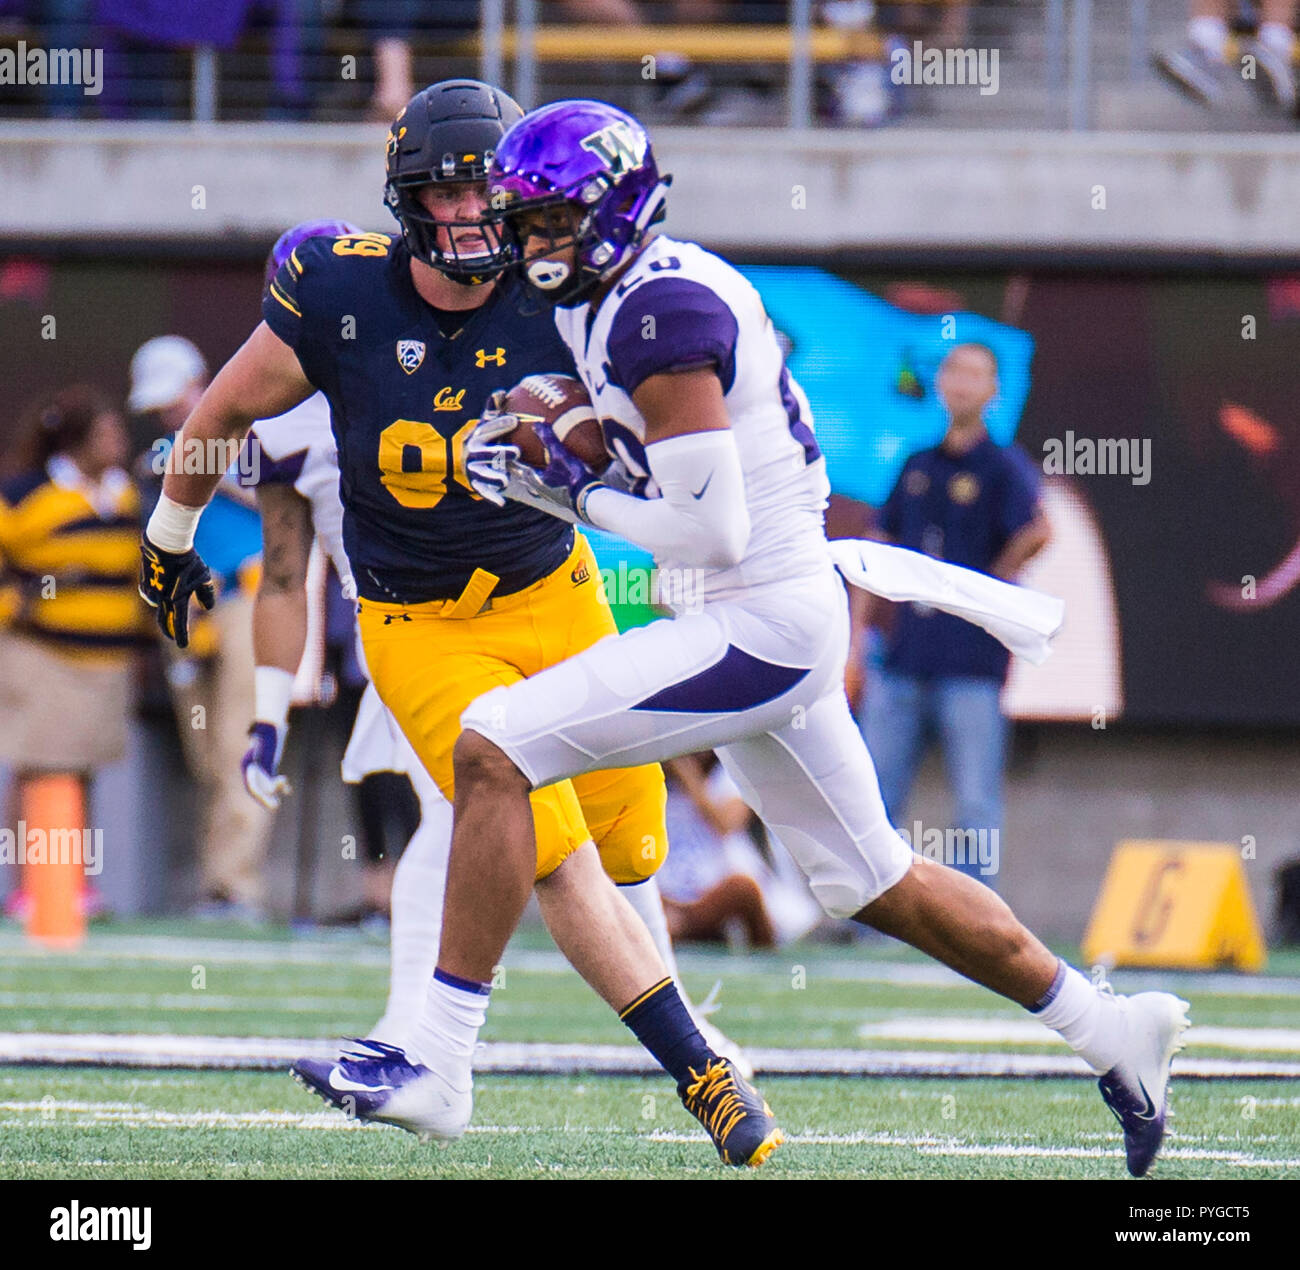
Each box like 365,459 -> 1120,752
241,721 -> 292,811
466,415 -> 604,525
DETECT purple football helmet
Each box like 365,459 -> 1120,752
488,99 -> 671,307
264,218 -> 361,291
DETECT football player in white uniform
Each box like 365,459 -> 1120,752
348,100 -> 1189,1177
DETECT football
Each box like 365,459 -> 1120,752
502,373 -> 608,471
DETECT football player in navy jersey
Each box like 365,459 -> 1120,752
139,80 -> 780,1167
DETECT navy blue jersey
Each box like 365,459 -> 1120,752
262,231 -> 576,604
879,436 -> 1041,682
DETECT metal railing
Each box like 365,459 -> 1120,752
0,0 -> 1292,131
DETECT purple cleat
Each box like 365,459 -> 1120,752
291,1037 -> 472,1142
1096,992 -> 1191,1177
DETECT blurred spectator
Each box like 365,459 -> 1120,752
130,335 -> 272,922
0,386 -> 147,919
661,753 -> 821,948
819,0 -> 905,127
1153,0 -> 1296,111
854,343 -> 1050,887
96,0 -> 308,118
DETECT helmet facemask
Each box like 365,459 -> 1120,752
385,172 -> 513,285
493,177 -> 653,308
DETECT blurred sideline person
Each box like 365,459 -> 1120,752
131,335 -> 272,922
856,342 -> 1050,889
0,388 -> 147,919
140,80 -> 771,1169
1153,0 -> 1296,110
662,754 -> 821,949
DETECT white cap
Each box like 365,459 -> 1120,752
128,336 -> 207,413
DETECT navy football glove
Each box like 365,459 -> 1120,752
139,532 -> 216,649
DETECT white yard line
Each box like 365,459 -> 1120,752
2,1033 -> 1299,1078
0,992 -> 365,1012
645,1129 -> 1300,1167
1,1102 -> 1294,1169
858,1017 -> 1300,1053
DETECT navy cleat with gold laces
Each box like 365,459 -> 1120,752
677,1057 -> 784,1168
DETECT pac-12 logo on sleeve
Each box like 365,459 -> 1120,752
396,340 -> 426,374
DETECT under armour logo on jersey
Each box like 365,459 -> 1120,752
396,340 -> 426,374
434,387 -> 466,411
475,347 -> 506,368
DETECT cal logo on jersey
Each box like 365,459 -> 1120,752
397,339 -> 426,374
434,387 -> 466,411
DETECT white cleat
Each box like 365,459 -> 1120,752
695,1015 -> 754,1082
370,1065 -> 474,1143
292,1038 -> 473,1143
1096,991 -> 1191,1177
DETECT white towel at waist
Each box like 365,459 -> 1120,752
827,538 -> 1065,666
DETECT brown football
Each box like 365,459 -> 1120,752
503,373 -> 607,471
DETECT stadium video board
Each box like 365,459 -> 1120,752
1,253 -> 1296,725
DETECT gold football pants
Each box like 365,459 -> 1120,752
358,533 -> 667,882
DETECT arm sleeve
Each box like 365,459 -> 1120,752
582,429 -> 750,570
244,425 -> 309,488
605,278 -> 740,396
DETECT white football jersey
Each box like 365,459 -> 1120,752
248,392 -> 353,598
554,234 -> 832,600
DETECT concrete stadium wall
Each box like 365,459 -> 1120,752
3,122 -> 1300,255
913,728 -> 1298,947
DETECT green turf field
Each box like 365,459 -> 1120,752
1,921 -> 1298,1179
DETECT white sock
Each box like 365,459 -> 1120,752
620,877 -> 679,978
1258,21 -> 1294,56
1030,960 -> 1126,1075
370,780 -> 450,1050
1188,15 -> 1229,59
409,973 -> 488,1087
619,877 -> 696,1012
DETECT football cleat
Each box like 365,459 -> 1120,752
1097,991 -> 1191,1178
1151,44 -> 1225,107
292,1038 -> 473,1142
1245,38 -> 1297,112
693,1015 -> 754,1082
677,1057 -> 784,1168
